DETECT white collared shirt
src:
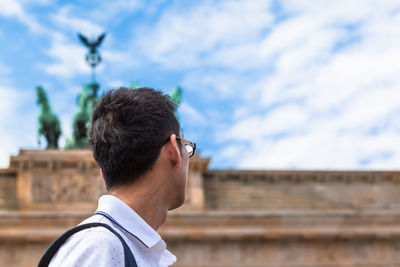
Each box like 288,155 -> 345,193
49,195 -> 177,267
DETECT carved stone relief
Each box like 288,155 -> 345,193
32,174 -> 54,203
31,172 -> 103,204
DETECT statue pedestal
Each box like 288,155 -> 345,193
8,150 -> 210,212
10,150 -> 105,212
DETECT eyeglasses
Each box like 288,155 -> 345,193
162,135 -> 196,158
176,136 -> 196,158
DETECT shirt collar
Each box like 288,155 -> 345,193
95,194 -> 162,248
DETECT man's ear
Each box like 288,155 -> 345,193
100,169 -> 105,181
165,134 -> 181,167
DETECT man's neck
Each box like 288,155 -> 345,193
109,174 -> 169,230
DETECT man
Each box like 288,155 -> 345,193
49,87 -> 196,266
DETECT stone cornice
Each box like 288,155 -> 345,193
9,149 -> 99,172
3,211 -> 400,242
189,152 -> 210,172
204,170 -> 400,183
0,168 -> 16,177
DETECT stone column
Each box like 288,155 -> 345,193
179,152 -> 210,211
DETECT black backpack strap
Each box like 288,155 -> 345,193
38,222 -> 137,267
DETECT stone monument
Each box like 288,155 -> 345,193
2,150 -> 400,266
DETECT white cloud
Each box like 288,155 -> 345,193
89,0 -> 143,22
41,42 -> 90,78
234,129 -> 400,170
260,15 -> 322,60
0,0 -> 44,33
281,0 -> 400,24
205,1 -> 400,169
106,80 -> 126,89
333,85 -> 400,131
0,0 -> 24,17
19,0 -> 52,5
224,103 -> 309,142
102,50 -> 136,67
137,1 -> 273,69
182,70 -> 253,99
51,7 -> 104,36
180,101 -> 206,126
0,86 -> 36,168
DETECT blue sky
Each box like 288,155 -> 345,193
1,0 -> 400,170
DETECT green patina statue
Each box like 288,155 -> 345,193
169,86 -> 182,106
130,83 -> 182,107
130,81 -> 140,90
36,83 -> 182,150
65,82 -> 100,148
36,86 -> 61,149
169,86 -> 182,122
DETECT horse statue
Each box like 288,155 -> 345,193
36,86 -> 61,149
66,82 -> 99,148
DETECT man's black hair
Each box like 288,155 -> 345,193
88,87 -> 180,190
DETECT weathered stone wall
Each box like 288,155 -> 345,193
163,211 -> 400,266
3,211 -> 400,266
204,170 -> 400,211
168,239 -> 400,267
0,242 -> 48,267
0,169 -> 17,210
0,211 -> 87,266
